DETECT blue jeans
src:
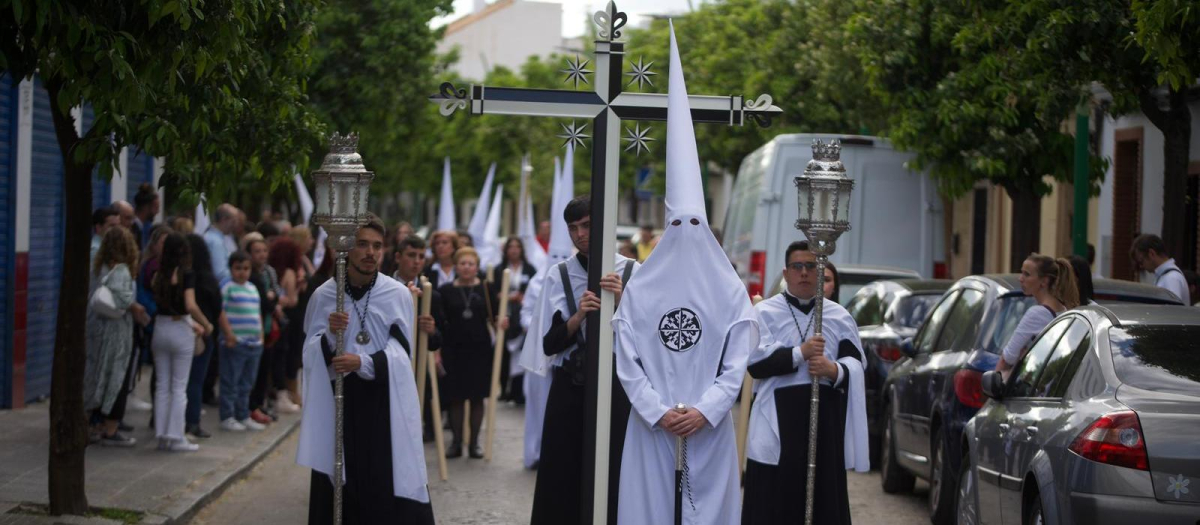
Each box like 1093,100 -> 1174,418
185,333 -> 215,426
219,341 -> 264,421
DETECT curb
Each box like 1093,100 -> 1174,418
151,419 -> 299,525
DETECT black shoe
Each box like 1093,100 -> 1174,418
117,421 -> 134,432
186,425 -> 212,439
468,444 -> 484,459
446,443 -> 463,459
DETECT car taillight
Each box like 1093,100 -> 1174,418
933,262 -> 948,279
747,250 -> 766,297
953,369 -> 985,409
874,344 -> 903,362
1068,411 -> 1149,471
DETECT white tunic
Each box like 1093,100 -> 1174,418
295,274 -> 429,503
745,293 -> 870,472
612,219 -> 757,525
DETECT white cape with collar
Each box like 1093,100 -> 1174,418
745,293 -> 870,472
295,273 -> 429,502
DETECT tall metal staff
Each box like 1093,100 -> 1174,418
311,132 -> 376,525
792,139 -> 853,525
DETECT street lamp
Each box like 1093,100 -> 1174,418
792,138 -> 853,525
310,132 -> 374,525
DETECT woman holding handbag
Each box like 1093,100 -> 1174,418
151,232 -> 213,452
183,234 -> 222,439
436,247 -> 508,458
84,227 -> 140,446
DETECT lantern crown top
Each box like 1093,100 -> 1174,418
812,139 -> 841,162
328,132 -> 359,154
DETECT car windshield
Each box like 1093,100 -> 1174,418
1108,326 -> 1200,397
886,294 -> 942,329
978,294 -> 1036,354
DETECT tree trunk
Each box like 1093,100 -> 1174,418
1005,182 -> 1042,272
1156,89 -> 1191,262
45,78 -> 92,516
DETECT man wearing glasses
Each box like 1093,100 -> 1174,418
741,240 -> 870,525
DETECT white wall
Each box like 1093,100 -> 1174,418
1096,100 -> 1200,278
438,0 -> 565,81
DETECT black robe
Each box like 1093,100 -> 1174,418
307,283 -> 434,525
741,297 -> 859,525
530,255 -> 629,525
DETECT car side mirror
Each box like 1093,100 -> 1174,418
900,338 -> 917,358
981,370 -> 1004,400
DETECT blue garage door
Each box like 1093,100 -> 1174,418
0,73 -> 15,407
127,148 -> 154,201
26,78 -> 63,402
85,107 -> 109,211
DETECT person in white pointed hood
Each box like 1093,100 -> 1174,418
296,214 -> 434,524
740,238 -> 869,525
528,146 -> 641,525
437,157 -> 456,233
611,23 -> 759,525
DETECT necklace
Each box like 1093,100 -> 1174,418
347,273 -> 377,345
785,294 -> 816,345
456,281 -> 476,320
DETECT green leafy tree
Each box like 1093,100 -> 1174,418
0,0 -> 321,514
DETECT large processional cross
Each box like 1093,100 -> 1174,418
430,3 -> 781,523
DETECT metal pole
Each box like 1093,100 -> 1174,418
804,253 -> 827,525
333,250 -> 348,525
673,403 -> 687,525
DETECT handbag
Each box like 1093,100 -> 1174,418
89,267 -> 125,320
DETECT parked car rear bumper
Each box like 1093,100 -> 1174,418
1069,492 -> 1200,524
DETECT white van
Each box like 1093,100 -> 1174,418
722,133 -> 945,297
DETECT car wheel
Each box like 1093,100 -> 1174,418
1024,491 -> 1045,525
957,452 -> 978,525
880,406 -> 915,493
929,428 -> 957,525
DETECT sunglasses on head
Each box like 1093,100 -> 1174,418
787,262 -> 818,271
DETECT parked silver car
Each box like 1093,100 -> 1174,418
959,304 -> 1200,524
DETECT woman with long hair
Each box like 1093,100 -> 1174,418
436,247 -> 507,458
253,237 -> 303,416
183,234 -> 222,439
151,232 -> 213,452
424,230 -> 460,288
281,230 -> 313,408
1067,255 -> 1095,305
489,237 -> 537,402
84,226 -> 140,446
823,260 -> 841,303
996,254 -> 1079,375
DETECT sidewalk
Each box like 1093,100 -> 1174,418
0,366 -> 300,525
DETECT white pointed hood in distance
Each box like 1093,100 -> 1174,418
519,154 -> 547,271
437,157 -> 456,232
520,151 -> 575,375
549,146 -> 575,262
480,184 -> 504,271
467,162 -> 496,242
663,20 -> 707,223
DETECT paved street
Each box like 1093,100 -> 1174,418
191,401 -> 929,524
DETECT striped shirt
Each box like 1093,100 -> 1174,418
222,281 -> 263,344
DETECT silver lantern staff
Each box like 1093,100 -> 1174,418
792,139 -> 853,525
311,132 -> 375,525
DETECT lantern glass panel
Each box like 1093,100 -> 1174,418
836,180 -> 853,223
314,178 -> 330,217
334,178 -> 355,217
354,177 -> 371,216
796,179 -> 812,222
813,182 -> 835,224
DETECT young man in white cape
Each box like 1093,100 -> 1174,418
526,194 -> 639,525
741,240 -> 869,524
296,214 -> 433,524
610,22 -> 759,525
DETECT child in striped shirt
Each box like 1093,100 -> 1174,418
218,251 -> 267,431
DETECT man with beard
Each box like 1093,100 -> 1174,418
297,214 -> 433,524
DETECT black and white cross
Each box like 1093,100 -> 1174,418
430,3 -> 780,522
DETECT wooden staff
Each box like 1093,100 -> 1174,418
736,294 -> 763,480
484,268 -> 512,461
411,286 -> 420,376
415,278 -> 432,415
427,346 -> 449,481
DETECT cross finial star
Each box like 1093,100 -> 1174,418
626,57 -> 656,90
561,55 -> 593,89
622,123 -> 654,156
558,120 -> 590,149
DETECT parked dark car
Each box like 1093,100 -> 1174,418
769,263 -> 921,304
960,305 -> 1200,524
843,279 -> 953,466
879,274 -> 1182,524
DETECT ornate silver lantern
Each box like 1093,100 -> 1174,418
792,139 -> 853,525
310,132 -> 374,525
